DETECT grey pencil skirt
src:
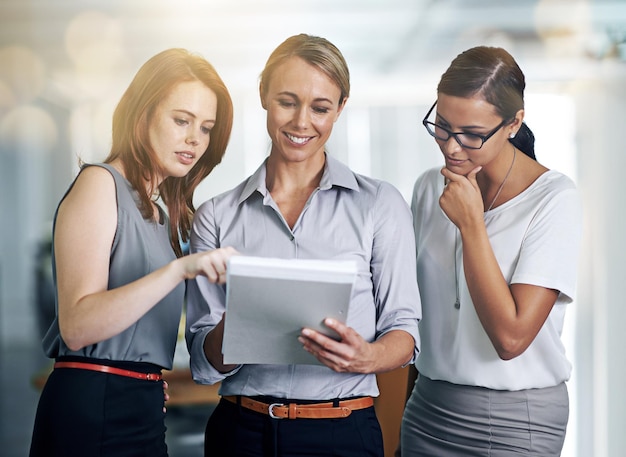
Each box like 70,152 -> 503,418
400,375 -> 569,457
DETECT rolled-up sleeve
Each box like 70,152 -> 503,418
185,199 -> 241,385
185,156 -> 422,395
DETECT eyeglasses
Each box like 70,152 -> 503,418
422,101 -> 509,150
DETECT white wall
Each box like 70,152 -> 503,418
572,67 -> 626,457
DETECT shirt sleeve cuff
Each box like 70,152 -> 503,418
189,328 -> 243,385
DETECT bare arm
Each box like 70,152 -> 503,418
459,222 -> 557,359
440,167 -> 558,360
56,167 -> 237,351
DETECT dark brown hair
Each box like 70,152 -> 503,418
106,48 -> 233,256
438,46 -> 535,159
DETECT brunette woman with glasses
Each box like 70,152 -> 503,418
400,46 -> 582,456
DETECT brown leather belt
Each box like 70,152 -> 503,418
54,361 -> 162,381
223,395 -> 374,419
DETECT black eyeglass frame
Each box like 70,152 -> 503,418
422,101 -> 511,150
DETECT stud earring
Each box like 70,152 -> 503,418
509,133 -> 516,139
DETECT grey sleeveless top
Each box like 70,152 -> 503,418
42,163 -> 185,369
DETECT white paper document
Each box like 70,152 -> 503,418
222,256 -> 357,365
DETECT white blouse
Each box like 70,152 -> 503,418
412,168 -> 582,390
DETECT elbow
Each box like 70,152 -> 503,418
63,339 -> 86,353
59,325 -> 87,352
492,336 -> 529,361
379,330 -> 415,372
400,341 -> 416,367
62,337 -> 87,353
496,350 -> 519,361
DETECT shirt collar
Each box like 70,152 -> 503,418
236,153 -> 359,205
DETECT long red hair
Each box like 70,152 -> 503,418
106,48 -> 233,257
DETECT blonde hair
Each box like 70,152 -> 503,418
260,34 -> 350,106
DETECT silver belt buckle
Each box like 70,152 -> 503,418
268,402 -> 285,419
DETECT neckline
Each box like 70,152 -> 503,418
484,169 -> 553,214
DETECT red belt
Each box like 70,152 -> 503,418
223,395 -> 374,419
54,361 -> 162,381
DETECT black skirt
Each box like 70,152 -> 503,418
29,357 -> 167,457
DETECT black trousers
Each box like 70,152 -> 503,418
29,357 -> 167,457
204,396 -> 384,457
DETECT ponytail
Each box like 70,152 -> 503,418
510,122 -> 536,160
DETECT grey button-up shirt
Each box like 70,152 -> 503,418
186,154 -> 421,400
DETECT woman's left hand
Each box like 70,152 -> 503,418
299,318 -> 376,373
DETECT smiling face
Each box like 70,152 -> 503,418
148,79 -> 217,181
434,93 -> 520,175
261,56 -> 346,166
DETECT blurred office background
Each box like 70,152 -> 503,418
1,0 -> 625,456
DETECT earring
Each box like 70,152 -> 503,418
509,132 -> 516,139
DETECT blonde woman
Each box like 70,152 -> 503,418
186,34 -> 421,457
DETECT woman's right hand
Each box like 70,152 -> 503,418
179,246 -> 239,283
439,166 -> 484,229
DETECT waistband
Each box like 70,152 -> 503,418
54,361 -> 162,382
223,395 -> 374,419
